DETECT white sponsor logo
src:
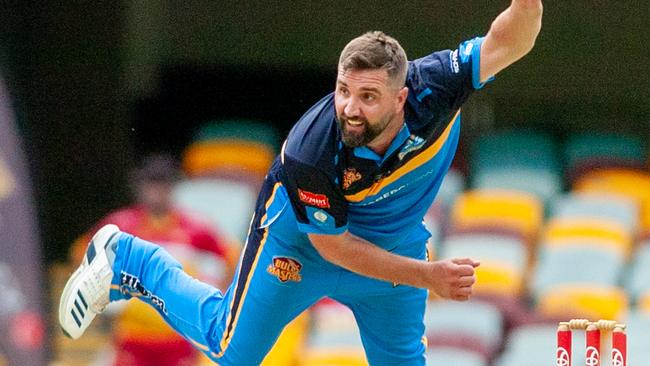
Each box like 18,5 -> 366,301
585,346 -> 600,366
354,168 -> 436,206
313,210 -> 328,223
398,135 -> 426,160
449,50 -> 460,74
464,42 -> 473,56
556,348 -> 570,366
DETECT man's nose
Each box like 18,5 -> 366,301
343,96 -> 361,118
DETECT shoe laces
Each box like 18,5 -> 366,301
83,262 -> 112,313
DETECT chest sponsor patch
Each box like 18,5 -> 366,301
267,257 -> 302,283
298,189 -> 330,208
342,168 -> 362,190
398,134 -> 426,160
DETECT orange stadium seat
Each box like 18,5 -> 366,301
536,284 -> 628,321
183,139 -> 275,180
182,119 -> 280,183
542,217 -> 633,257
450,189 -> 544,244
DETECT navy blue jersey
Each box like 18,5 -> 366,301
270,37 -> 492,249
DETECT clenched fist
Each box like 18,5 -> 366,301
425,258 -> 480,301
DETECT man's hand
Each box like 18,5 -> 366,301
425,258 -> 480,301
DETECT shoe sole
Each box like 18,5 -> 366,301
58,224 -> 119,339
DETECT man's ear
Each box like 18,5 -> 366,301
396,86 -> 409,111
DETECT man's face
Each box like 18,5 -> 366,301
137,180 -> 173,216
334,68 -> 404,148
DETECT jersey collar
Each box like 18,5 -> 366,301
353,123 -> 410,165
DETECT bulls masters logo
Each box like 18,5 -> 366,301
267,257 -> 302,283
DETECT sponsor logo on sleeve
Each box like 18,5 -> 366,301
459,40 -> 474,63
313,210 -> 328,223
342,168 -> 362,190
120,272 -> 167,314
267,257 -> 302,283
298,189 -> 330,208
449,49 -> 460,74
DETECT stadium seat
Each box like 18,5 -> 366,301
450,189 -> 544,244
183,140 -> 275,180
471,130 -> 559,173
301,301 -> 367,366
172,178 -> 257,243
623,240 -> 650,304
182,119 -> 280,181
550,192 -> 639,234
541,217 -> 632,257
564,132 -> 646,181
472,168 -> 561,203
535,284 -> 628,321
424,299 -> 503,361
494,323 -> 587,366
574,168 -> 650,236
625,310 -> 650,365
439,234 -> 527,297
193,119 -> 280,148
441,234 -> 527,271
426,346 -> 487,366
470,130 -> 560,202
531,244 -> 625,298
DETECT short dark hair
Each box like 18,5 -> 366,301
338,31 -> 408,89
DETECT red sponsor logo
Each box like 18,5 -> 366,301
298,189 -> 330,208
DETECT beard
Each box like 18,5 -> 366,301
337,112 -> 394,148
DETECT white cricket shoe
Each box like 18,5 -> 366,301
58,224 -> 121,339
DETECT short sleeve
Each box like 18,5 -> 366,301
406,37 -> 494,123
281,155 -> 348,235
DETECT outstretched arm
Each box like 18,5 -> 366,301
309,231 -> 479,301
480,0 -> 543,82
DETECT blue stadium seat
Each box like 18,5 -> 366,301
495,323 -> 587,366
624,240 -> 650,304
425,300 -> 503,361
531,244 -> 625,299
426,346 -> 487,366
440,234 -> 527,273
550,193 -> 639,234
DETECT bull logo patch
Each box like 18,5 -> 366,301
267,257 -> 302,283
342,168 -> 362,190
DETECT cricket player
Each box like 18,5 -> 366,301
60,1 -> 543,364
